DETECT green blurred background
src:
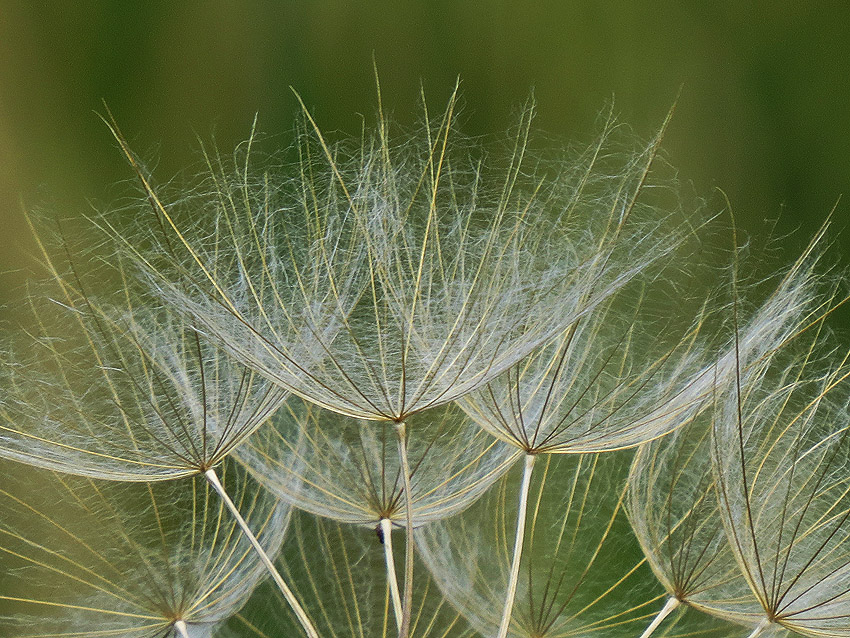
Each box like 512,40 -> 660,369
1,1 -> 848,299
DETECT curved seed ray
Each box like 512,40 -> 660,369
116,92 -> 693,427
627,405 -> 761,630
626,241 -> 834,636
458,217 -> 829,461
100,96 -> 709,638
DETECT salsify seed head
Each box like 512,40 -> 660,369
220,509 -> 479,638
0,224 -> 287,481
626,225 -> 845,633
108,89 -> 697,426
712,315 -> 850,636
417,449 -> 669,638
0,459 -> 290,637
234,397 -> 519,527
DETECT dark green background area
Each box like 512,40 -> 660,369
1,1 -> 848,299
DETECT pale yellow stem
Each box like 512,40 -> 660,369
381,517 -> 403,631
638,597 -> 680,638
746,619 -> 770,638
394,421 -> 414,638
174,620 -> 190,638
497,453 -> 536,638
205,468 -> 319,638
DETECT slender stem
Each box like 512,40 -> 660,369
394,421 -> 414,638
638,597 -> 680,638
204,468 -> 319,638
381,517 -> 403,631
174,620 -> 190,638
497,453 -> 536,638
746,619 -> 770,638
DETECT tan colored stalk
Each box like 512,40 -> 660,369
745,619 -> 770,638
380,517 -> 403,631
637,597 -> 680,638
204,468 -> 319,638
394,422 -> 414,638
497,453 -> 536,638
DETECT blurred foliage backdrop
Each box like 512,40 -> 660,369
2,1 -> 849,310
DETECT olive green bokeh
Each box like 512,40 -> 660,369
2,2 -> 848,308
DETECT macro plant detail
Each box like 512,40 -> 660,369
417,450 -> 666,638
221,510 -> 479,638
1,83 -> 848,638
0,228 -> 318,636
0,460 -> 288,638
104,83 -> 700,637
110,88 -> 609,426
626,232 -> 836,637
236,397 -> 518,527
0,268 -> 287,481
234,397 -> 518,629
712,293 -> 850,637
446,111 -> 726,637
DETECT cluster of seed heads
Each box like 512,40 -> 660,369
0,84 -> 848,638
